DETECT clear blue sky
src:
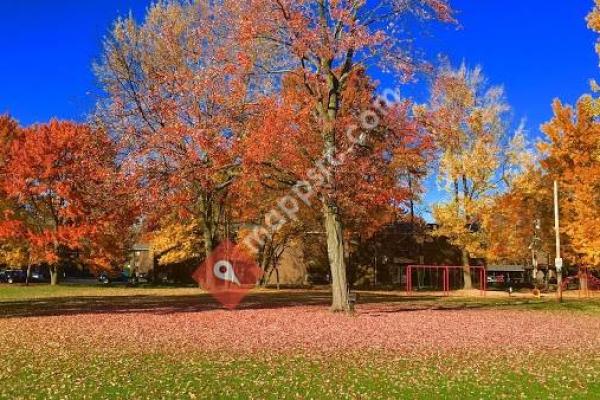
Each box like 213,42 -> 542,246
0,0 -> 597,138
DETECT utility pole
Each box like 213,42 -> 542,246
530,219 -> 540,287
554,180 -> 563,302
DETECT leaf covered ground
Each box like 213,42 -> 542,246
1,287 -> 600,399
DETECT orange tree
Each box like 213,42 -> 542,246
541,97 -> 600,267
534,3 -> 600,268
0,121 -> 134,284
483,167 -> 555,267
238,0 -> 454,311
95,1 -> 268,261
0,116 -> 30,270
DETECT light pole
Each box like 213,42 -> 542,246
554,180 -> 563,302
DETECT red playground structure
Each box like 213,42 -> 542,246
405,265 -> 487,296
561,267 -> 600,297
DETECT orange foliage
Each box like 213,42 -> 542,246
541,97 -> 600,266
0,121 -> 136,274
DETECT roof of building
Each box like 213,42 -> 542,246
487,264 -> 525,272
131,243 -> 151,252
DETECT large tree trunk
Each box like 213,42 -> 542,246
201,199 -> 217,289
152,254 -> 159,285
323,201 -> 350,312
203,218 -> 215,258
50,265 -> 59,286
461,248 -> 472,290
202,194 -> 217,258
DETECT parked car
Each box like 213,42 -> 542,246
98,269 -> 152,286
306,272 -> 330,285
30,270 -> 48,283
98,270 -> 128,285
1,270 -> 26,284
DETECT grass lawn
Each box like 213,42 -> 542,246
1,285 -> 600,399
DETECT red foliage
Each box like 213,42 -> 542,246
240,69 -> 432,237
0,120 -> 136,270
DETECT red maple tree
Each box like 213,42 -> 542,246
0,120 -> 135,284
237,0 -> 454,310
95,1 -> 263,261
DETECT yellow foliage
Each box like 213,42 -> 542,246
419,63 -> 527,259
0,240 -> 29,268
482,168 -> 554,264
149,216 -> 203,266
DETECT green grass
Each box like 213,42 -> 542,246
2,285 -> 600,398
441,295 -> 600,314
2,350 -> 600,399
2,284 -> 600,314
0,283 -> 202,301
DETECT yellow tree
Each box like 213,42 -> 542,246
483,167 -> 554,267
148,213 -> 203,267
417,63 -> 525,289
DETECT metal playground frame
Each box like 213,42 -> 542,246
405,265 -> 487,296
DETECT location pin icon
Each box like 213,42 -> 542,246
213,260 -> 241,286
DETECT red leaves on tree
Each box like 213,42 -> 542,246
0,120 -> 135,271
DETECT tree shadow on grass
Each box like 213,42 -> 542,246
0,290 -> 445,319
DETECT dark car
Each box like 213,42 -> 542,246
1,270 -> 26,284
30,270 -> 48,283
98,270 -> 130,285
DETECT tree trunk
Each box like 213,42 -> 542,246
152,255 -> 159,285
50,265 -> 59,286
203,222 -> 215,258
275,267 -> 280,291
461,248 -> 472,290
202,194 -> 217,259
25,263 -> 32,286
201,204 -> 216,288
323,201 -> 350,312
580,270 -> 589,296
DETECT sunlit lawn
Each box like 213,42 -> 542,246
4,350 -> 600,399
2,285 -> 600,399
0,283 -> 202,301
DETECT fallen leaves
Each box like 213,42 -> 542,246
2,304 -> 600,398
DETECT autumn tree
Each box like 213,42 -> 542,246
241,67 -> 432,307
96,1 -> 268,263
527,3 -> 600,268
0,121 -> 134,285
0,116 -> 30,271
417,63 -> 526,289
541,97 -> 600,266
483,167 -> 554,271
148,212 -> 203,268
239,0 -> 454,311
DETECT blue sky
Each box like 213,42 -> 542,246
0,0 -> 596,135
0,1 -> 596,220
0,0 -> 149,125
